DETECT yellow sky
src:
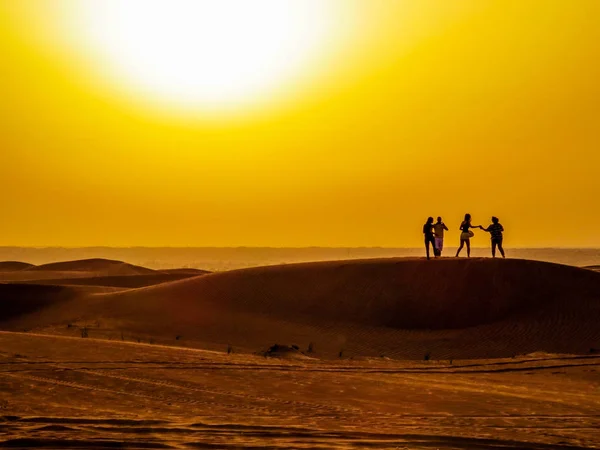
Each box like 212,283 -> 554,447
2,1 -> 599,247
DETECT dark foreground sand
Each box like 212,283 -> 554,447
0,257 -> 599,448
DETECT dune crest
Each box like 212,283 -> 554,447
26,258 -> 156,275
0,261 -> 35,272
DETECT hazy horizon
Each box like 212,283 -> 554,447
2,246 -> 598,271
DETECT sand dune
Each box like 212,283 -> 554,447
0,284 -> 119,326
2,258 -> 598,359
0,261 -> 34,272
1,258 -> 599,448
160,268 -> 212,276
25,258 -> 156,275
0,258 -> 161,282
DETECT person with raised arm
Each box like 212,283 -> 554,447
433,216 -> 449,257
455,213 -> 481,258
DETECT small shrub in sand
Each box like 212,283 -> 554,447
424,351 -> 431,361
259,344 -> 307,358
338,349 -> 344,358
227,344 -> 233,354
80,327 -> 88,338
307,342 -> 315,353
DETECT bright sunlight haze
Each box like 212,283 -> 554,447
2,1 -> 600,247
64,1 -> 340,115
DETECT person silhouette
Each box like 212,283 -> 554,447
481,216 -> 506,258
455,213 -> 481,258
433,217 -> 448,257
423,217 -> 437,260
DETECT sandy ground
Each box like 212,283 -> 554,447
0,333 -> 598,449
1,258 -> 599,448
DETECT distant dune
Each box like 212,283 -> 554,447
1,258 -> 599,359
26,258 -> 156,275
0,258 -> 160,282
160,268 -> 212,276
0,261 -> 35,272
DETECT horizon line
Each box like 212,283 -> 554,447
0,246 -> 599,250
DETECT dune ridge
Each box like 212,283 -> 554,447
0,258 -> 180,283
0,261 -> 35,272
25,258 -> 156,275
1,258 -> 599,359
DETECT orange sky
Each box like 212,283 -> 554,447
2,1 -> 599,247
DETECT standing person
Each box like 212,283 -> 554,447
481,216 -> 506,258
455,213 -> 481,258
433,217 -> 448,257
423,217 -> 436,260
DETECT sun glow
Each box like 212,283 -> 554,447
60,0 -> 340,116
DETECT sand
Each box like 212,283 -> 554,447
0,257 -> 598,448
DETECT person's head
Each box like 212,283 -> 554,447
427,216 -> 434,224
464,213 -> 471,222
492,216 -> 499,224
437,216 -> 442,223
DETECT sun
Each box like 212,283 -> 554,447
60,0 -> 339,116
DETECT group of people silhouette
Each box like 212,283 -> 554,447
423,214 -> 505,260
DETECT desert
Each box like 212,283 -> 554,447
0,257 -> 599,449
4,1 -> 600,447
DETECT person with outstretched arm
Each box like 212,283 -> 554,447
481,216 -> 506,258
423,217 -> 437,260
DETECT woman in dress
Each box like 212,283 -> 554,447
455,213 -> 481,258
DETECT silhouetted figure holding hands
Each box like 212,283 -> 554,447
423,217 -> 437,260
433,217 -> 448,257
481,216 -> 505,258
455,213 -> 481,258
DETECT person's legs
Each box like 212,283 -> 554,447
466,239 -> 471,257
456,239 -> 468,257
497,239 -> 505,258
456,239 -> 465,257
491,240 -> 497,257
435,238 -> 444,256
430,237 -> 438,259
